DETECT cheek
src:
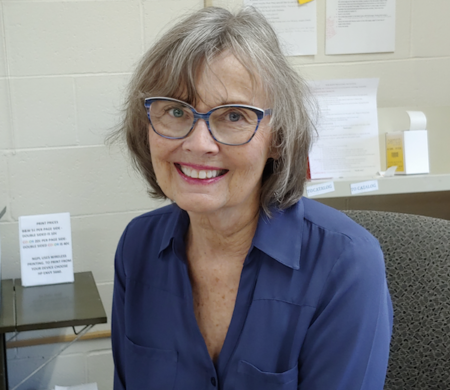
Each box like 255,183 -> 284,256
148,142 -> 175,189
149,132 -> 172,164
247,134 -> 273,170
229,151 -> 268,188
254,123 -> 274,149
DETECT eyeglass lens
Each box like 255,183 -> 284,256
149,100 -> 259,145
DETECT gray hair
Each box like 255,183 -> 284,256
111,6 -> 316,216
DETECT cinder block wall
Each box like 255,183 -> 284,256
0,1 -> 449,389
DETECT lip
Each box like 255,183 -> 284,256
174,163 -> 228,185
176,162 -> 225,171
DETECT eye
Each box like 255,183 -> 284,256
212,107 -> 256,129
168,107 -> 185,118
228,111 -> 242,122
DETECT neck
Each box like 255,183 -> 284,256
186,202 -> 260,264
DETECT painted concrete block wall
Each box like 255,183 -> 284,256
0,0 -> 448,389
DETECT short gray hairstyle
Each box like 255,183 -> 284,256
112,6 -> 316,216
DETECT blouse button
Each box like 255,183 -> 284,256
210,377 -> 217,387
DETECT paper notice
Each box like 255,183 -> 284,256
326,0 -> 396,55
244,0 -> 317,56
19,212 -> 74,287
308,78 -> 381,180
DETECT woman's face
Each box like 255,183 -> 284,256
148,53 -> 275,217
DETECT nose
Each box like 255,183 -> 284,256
181,118 -> 220,155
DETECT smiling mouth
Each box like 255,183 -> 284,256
175,164 -> 228,179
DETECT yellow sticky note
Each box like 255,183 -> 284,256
298,0 -> 313,4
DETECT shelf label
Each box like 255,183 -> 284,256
307,181 -> 335,197
350,180 -> 379,195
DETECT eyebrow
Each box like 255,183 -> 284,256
217,101 -> 252,106
173,94 -> 261,109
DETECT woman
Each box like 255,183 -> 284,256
111,6 -> 392,390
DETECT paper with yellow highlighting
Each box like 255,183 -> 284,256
244,0 -> 317,56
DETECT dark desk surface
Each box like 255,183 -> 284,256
316,190 -> 450,221
15,272 -> 107,332
0,281 -> 15,333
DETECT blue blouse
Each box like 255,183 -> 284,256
112,198 -> 393,390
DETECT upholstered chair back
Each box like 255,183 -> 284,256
343,210 -> 450,390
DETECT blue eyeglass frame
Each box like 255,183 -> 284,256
144,97 -> 272,146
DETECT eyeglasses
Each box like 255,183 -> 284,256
144,97 -> 272,146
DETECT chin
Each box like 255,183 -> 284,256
172,194 -> 226,215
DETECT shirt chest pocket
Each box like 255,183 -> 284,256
236,360 -> 298,390
125,336 -> 178,390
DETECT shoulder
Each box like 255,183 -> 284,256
115,203 -> 186,276
117,203 -> 182,254
255,198 -> 380,271
299,198 -> 385,282
123,203 -> 178,237
298,199 -> 389,315
255,198 -> 388,311
302,197 -> 377,245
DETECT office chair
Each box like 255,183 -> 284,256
342,210 -> 450,390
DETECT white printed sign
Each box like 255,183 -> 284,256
308,78 -> 381,179
19,212 -> 74,287
306,181 -> 335,197
326,0 -> 396,55
350,180 -> 379,195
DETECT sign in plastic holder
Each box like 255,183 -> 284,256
19,212 -> 74,287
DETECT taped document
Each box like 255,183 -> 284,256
308,78 -> 381,180
326,0 -> 396,55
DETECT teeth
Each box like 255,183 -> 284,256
180,165 -> 223,179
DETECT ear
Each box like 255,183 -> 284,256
268,145 -> 280,160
